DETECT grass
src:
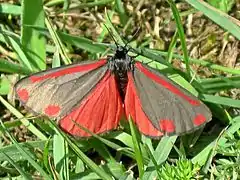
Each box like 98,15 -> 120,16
0,0 -> 240,179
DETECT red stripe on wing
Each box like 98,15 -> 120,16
30,59 -> 107,83
124,72 -> 164,137
135,62 -> 200,106
59,71 -> 123,137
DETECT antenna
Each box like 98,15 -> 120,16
103,24 -> 119,48
124,27 -> 141,49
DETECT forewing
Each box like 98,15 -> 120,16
15,60 -> 107,118
15,60 -> 123,136
125,62 -> 212,137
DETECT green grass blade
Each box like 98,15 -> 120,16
167,30 -> 178,63
59,32 -> 107,53
53,132 -> 69,180
115,0 -> 128,26
167,0 -> 191,79
0,58 -> 32,75
110,132 -> 134,149
21,25 -> 108,54
2,32 -> 34,71
144,145 -> 161,179
52,48 -> 61,68
43,139 -> 52,175
129,118 -> 144,178
0,3 -> 21,15
201,94 -> 240,108
64,0 -> 114,9
45,16 -> 72,65
185,0 -> 240,40
21,0 -> 46,70
200,76 -> 240,93
0,74 -> 12,95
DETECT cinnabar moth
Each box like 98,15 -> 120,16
15,46 -> 212,137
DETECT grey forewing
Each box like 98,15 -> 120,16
132,66 -> 211,135
16,64 -> 109,119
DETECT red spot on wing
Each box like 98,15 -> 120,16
193,114 -> 206,126
30,59 -> 107,83
135,62 -> 200,106
125,72 -> 163,137
159,119 -> 175,133
44,105 -> 61,116
59,71 -> 123,137
17,88 -> 29,102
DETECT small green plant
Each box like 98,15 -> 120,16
157,159 -> 202,180
211,133 -> 240,179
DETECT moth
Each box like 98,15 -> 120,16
15,46 -> 212,137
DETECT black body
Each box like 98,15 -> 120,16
108,46 -> 134,99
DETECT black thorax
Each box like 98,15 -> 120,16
108,46 -> 134,100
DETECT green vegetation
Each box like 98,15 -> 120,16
206,0 -> 235,13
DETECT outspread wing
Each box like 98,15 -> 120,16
15,60 -> 123,137
125,62 -> 212,137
